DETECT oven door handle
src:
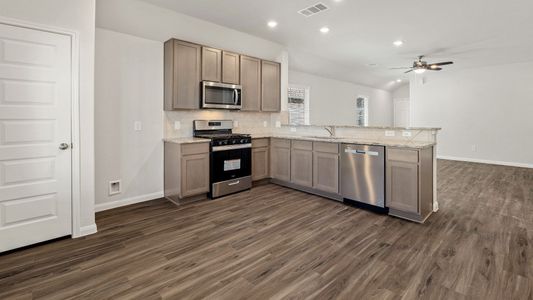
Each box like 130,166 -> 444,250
228,180 -> 240,186
212,143 -> 252,152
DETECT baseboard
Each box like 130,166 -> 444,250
95,191 -> 164,212
77,224 -> 97,237
437,156 -> 533,169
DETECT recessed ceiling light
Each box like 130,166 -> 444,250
393,40 -> 403,47
267,21 -> 278,28
396,79 -> 402,83
320,27 -> 330,33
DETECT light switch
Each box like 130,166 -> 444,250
275,121 -> 281,128
402,131 -> 412,137
263,121 -> 268,127
233,120 -> 239,128
385,131 -> 395,137
174,121 -> 181,130
290,127 -> 296,132
134,121 -> 142,131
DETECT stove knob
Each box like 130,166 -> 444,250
240,139 -> 246,144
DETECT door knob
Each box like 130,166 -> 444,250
59,143 -> 70,150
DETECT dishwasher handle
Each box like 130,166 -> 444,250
344,148 -> 380,156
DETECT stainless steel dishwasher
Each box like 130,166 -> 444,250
341,144 -> 385,208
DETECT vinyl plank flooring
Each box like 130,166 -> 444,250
1,160 -> 532,299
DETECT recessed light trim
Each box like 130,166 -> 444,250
320,27 -> 330,33
267,21 -> 278,28
393,40 -> 404,47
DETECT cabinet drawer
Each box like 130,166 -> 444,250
292,140 -> 313,150
181,143 -> 209,155
271,138 -> 290,148
313,142 -> 339,154
387,148 -> 419,163
252,138 -> 269,148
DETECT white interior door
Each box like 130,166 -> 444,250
394,99 -> 410,127
0,23 -> 72,252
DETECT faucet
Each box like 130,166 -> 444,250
324,126 -> 336,137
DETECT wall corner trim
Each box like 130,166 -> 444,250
95,191 -> 165,212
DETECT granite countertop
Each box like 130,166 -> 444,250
280,124 -> 442,131
249,134 -> 435,149
163,137 -> 210,144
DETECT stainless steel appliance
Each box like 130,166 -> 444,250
202,81 -> 242,110
193,120 -> 251,198
341,144 -> 385,209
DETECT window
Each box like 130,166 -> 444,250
355,96 -> 368,126
288,85 -> 310,125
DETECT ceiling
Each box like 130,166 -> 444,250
142,0 -> 533,90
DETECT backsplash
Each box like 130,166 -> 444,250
164,110 -> 288,138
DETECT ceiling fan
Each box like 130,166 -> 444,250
391,56 -> 454,74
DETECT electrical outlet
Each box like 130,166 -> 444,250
385,130 -> 395,137
174,121 -> 181,130
471,145 -> 477,152
290,127 -> 296,132
275,121 -> 281,128
263,121 -> 268,127
233,120 -> 239,128
134,121 -> 142,131
109,180 -> 121,196
402,130 -> 412,137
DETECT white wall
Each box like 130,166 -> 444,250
94,0 -> 288,209
0,0 -> 97,234
289,70 -> 393,126
411,62 -> 533,167
95,28 -> 164,210
392,84 -> 410,99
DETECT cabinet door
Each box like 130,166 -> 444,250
386,161 -> 419,213
252,147 -> 269,181
181,153 -> 209,197
240,56 -> 261,111
313,152 -> 339,193
271,143 -> 290,181
164,39 -> 201,110
291,148 -> 313,187
202,47 -> 222,82
261,60 -> 281,112
222,51 -> 240,84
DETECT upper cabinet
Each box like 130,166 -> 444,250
261,60 -> 281,112
164,38 -> 281,112
202,47 -> 222,82
222,51 -> 240,84
240,56 -> 261,111
164,39 -> 201,110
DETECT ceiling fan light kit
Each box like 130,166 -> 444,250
391,55 -> 454,74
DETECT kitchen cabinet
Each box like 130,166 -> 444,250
202,47 -> 222,82
386,147 -> 434,223
240,56 -> 261,111
252,138 -> 269,181
312,142 -> 339,194
222,51 -> 240,84
164,142 -> 210,202
164,39 -> 201,110
290,140 -> 313,187
270,138 -> 291,181
261,60 -> 281,112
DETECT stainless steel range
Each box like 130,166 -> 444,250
193,120 -> 252,198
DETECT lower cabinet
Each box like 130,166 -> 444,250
270,138 -> 291,181
164,142 -> 210,202
386,147 -> 434,222
290,140 -> 313,187
312,142 -> 339,194
252,138 -> 269,181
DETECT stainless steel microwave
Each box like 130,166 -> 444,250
202,81 -> 242,110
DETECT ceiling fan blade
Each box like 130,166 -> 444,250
429,67 -> 442,71
404,69 -> 414,73
430,61 -> 453,66
389,67 -> 411,70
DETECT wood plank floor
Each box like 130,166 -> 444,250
1,160 -> 532,299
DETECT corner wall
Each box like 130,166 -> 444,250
410,62 -> 533,167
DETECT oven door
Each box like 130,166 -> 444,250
202,81 -> 242,109
211,144 -> 251,183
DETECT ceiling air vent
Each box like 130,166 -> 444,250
298,2 -> 329,17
